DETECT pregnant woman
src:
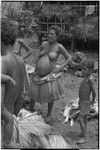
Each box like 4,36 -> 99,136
19,25 -> 71,122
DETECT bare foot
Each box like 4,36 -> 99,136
45,115 -> 52,123
77,133 -> 83,137
76,138 -> 87,144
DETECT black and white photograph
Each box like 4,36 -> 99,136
1,1 -> 99,149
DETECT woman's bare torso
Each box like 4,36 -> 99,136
36,42 -> 60,77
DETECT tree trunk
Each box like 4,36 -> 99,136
71,37 -> 75,51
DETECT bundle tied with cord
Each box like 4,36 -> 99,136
12,109 -> 51,148
11,108 -> 72,148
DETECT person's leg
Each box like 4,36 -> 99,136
46,101 -> 54,117
78,115 -> 86,137
4,121 -> 14,142
28,89 -> 35,112
1,105 -> 15,147
77,115 -> 87,144
2,106 -> 21,148
45,101 -> 54,122
30,99 -> 35,112
1,103 -> 12,124
83,115 -> 88,132
14,96 -> 23,116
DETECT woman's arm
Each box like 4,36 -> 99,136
39,48 -> 46,58
35,42 -> 48,64
39,41 -> 48,58
18,39 -> 31,52
39,50 -> 47,57
59,44 -> 71,60
57,44 -> 72,71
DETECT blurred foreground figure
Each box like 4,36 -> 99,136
1,18 -> 29,148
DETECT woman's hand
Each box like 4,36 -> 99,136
17,39 -> 31,52
9,78 -> 16,87
17,39 -> 23,46
1,74 -> 16,87
90,100 -> 95,107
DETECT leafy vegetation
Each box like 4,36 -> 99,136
73,16 -> 98,40
1,1 -> 99,41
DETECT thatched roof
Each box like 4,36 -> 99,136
40,4 -> 79,20
73,16 -> 98,40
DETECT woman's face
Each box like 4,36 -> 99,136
47,29 -> 57,43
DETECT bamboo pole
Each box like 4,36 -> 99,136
47,18 -> 48,31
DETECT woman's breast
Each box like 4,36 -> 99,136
36,55 -> 54,77
49,52 -> 57,60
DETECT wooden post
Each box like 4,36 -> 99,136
55,16 -> 56,25
47,18 -> 48,31
71,37 -> 75,51
60,18 -> 63,30
71,27 -> 75,51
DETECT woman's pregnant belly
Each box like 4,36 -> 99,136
36,55 -> 54,77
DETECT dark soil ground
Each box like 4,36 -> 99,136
14,39 -> 99,149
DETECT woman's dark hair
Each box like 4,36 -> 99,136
1,18 -> 18,46
48,25 -> 61,38
22,100 -> 30,108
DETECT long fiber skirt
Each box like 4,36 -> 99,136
30,77 -> 63,103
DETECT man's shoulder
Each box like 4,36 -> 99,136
6,53 -> 25,68
88,75 -> 94,84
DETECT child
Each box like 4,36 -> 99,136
76,59 -> 96,144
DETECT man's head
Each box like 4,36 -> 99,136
1,18 -> 18,46
22,100 -> 30,110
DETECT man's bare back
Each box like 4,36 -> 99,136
2,53 -> 26,115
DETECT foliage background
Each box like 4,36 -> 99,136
1,1 -> 99,47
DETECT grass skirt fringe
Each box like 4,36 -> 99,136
30,73 -> 63,103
